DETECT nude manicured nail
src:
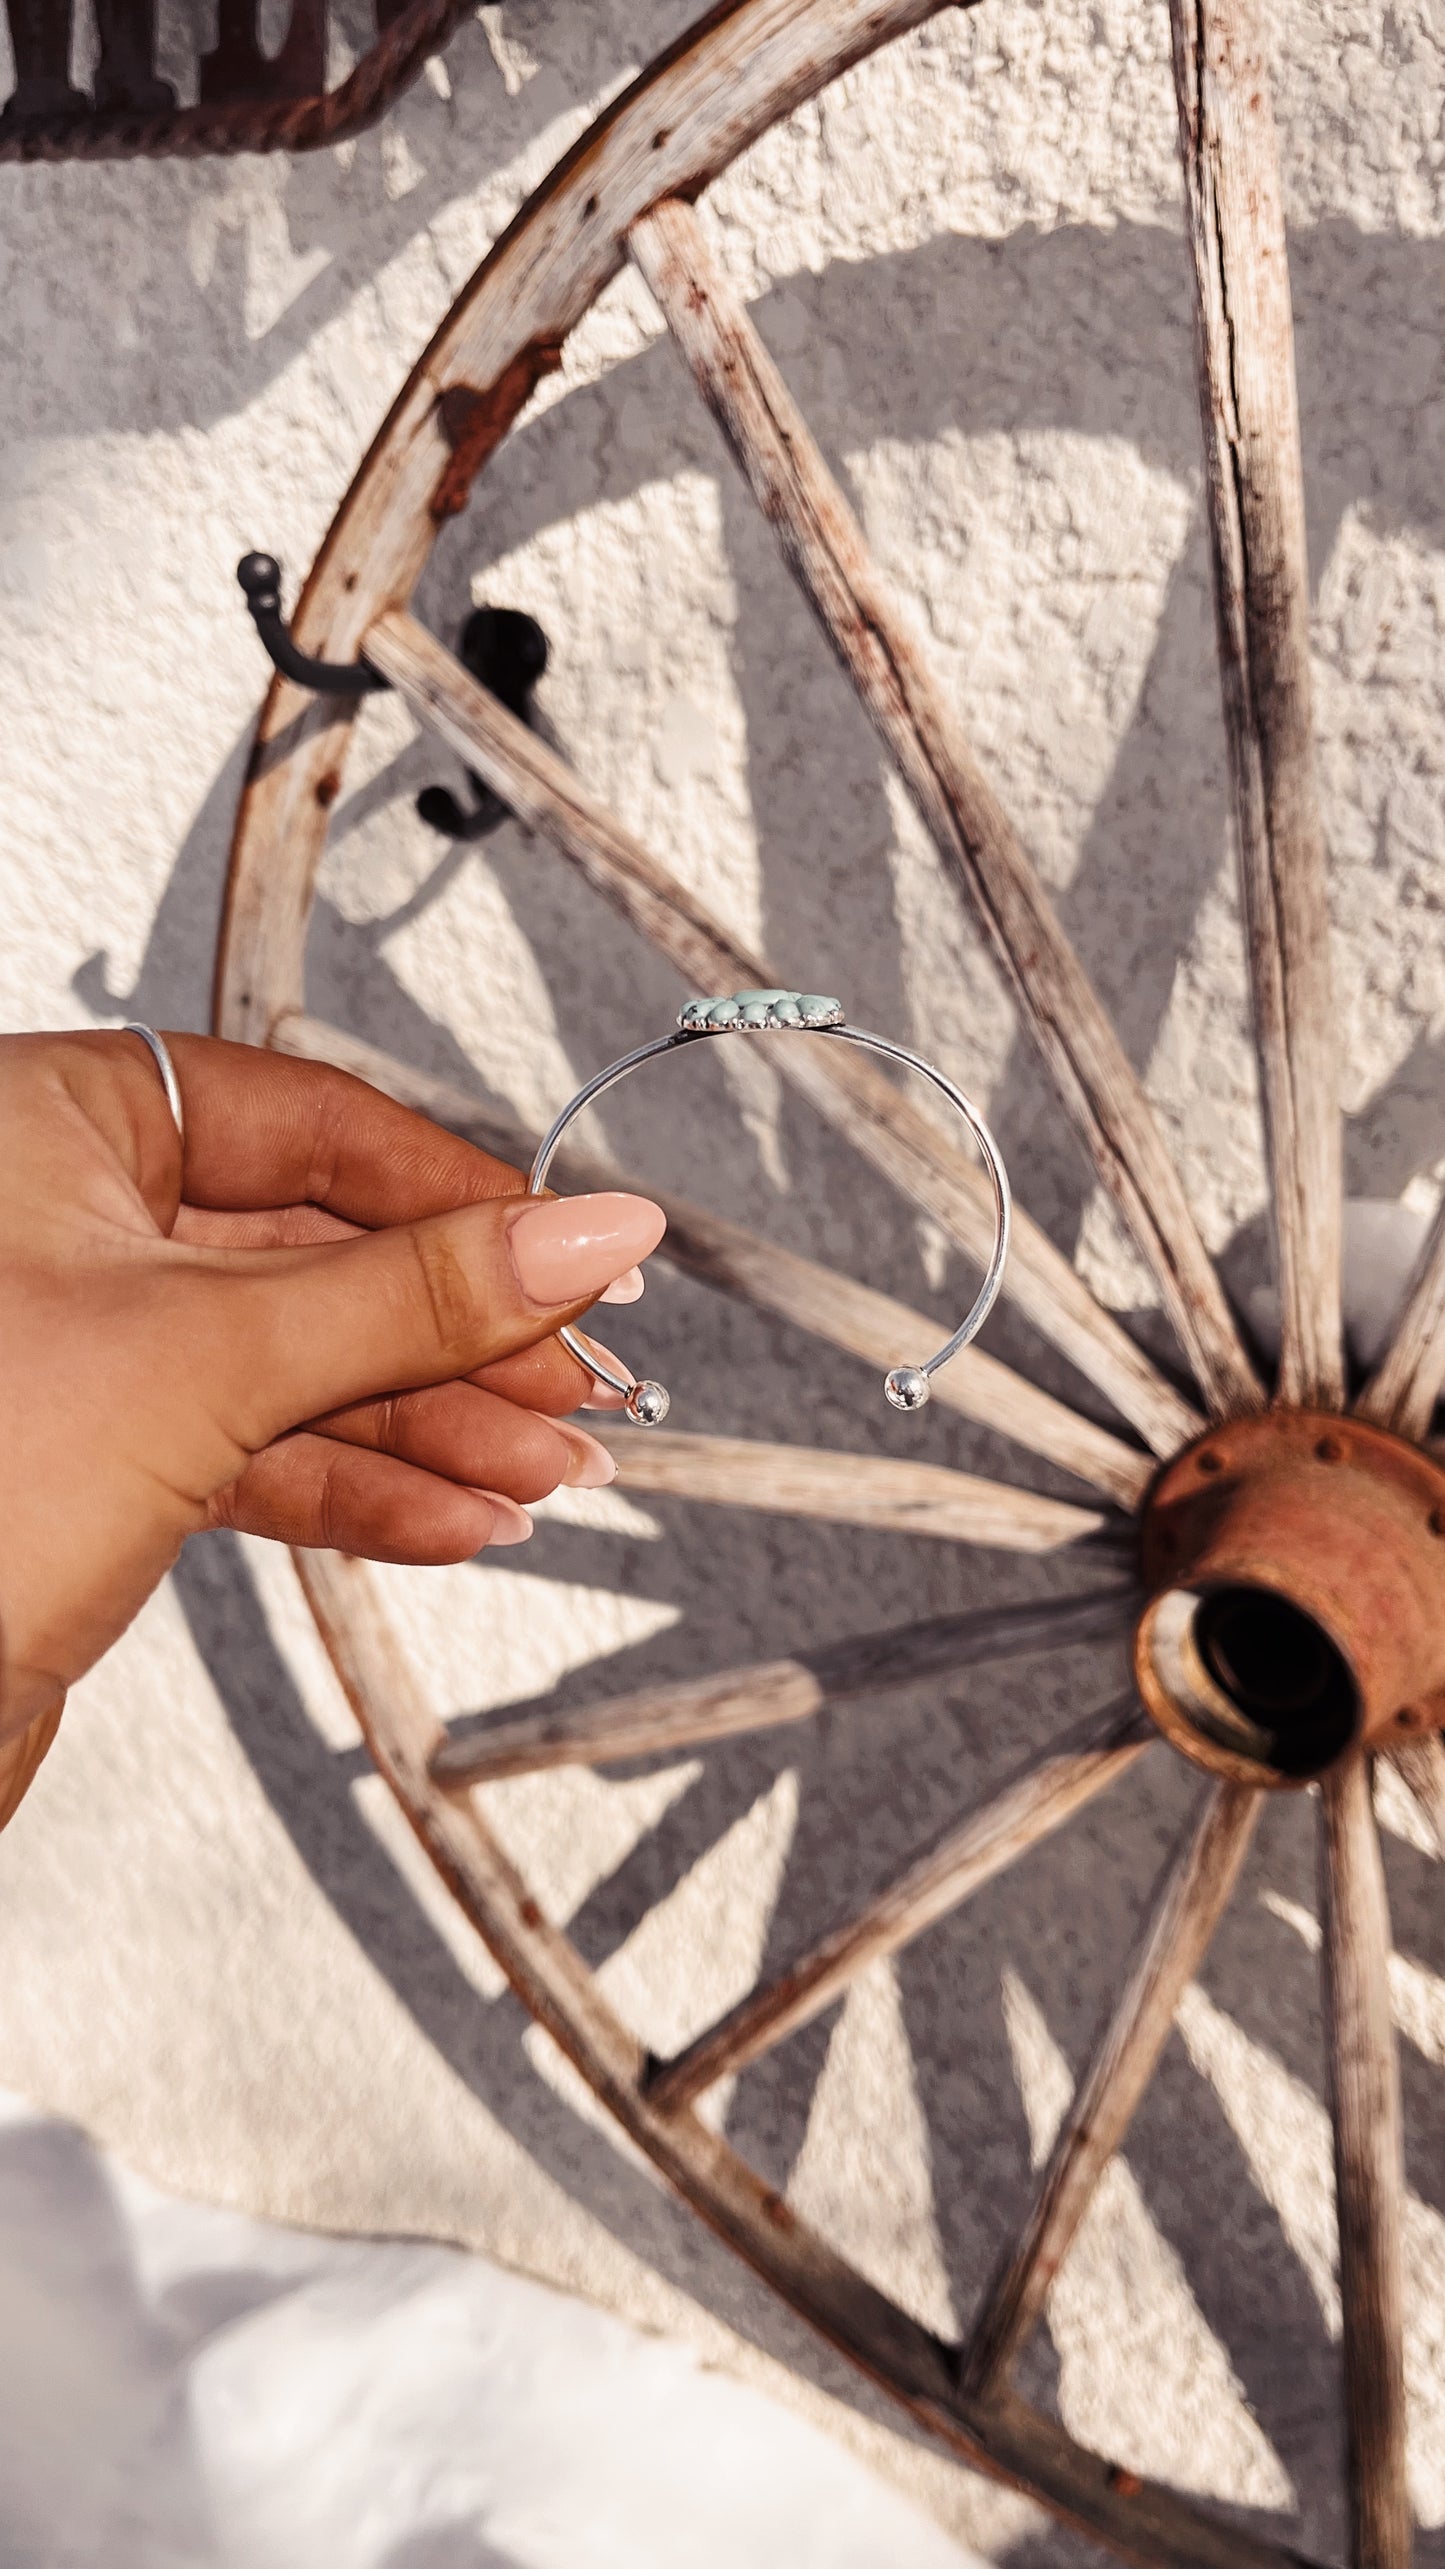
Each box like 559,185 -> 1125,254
572,1332 -> 630,1410
480,1492 -> 534,1546
599,1265 -> 646,1306
555,1423 -> 618,1489
507,1193 -> 666,1309
582,1381 -> 628,1412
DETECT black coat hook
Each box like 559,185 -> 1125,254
415,606 -> 549,842
237,556 -> 549,840
236,555 -> 390,695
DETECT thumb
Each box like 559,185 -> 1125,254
201,1191 -> 665,1449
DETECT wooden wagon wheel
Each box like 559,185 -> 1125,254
214,1 -> 1445,2559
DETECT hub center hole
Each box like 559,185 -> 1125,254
1193,1586 -> 1356,1775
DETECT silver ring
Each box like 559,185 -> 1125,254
121,1023 -> 185,1144
530,988 -> 1011,1426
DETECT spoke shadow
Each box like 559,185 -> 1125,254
380,2533 -> 525,2569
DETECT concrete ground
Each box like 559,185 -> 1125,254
1,0 -> 1444,2558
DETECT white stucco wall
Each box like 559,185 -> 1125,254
2,1 -> 1444,2556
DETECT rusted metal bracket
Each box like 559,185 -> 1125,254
237,555 -> 390,697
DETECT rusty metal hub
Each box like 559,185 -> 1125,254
1135,1410 -> 1445,1787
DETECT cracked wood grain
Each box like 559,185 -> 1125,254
627,193 -> 1259,1423
1169,0 -> 1343,1409
960,1779 -> 1260,2399
429,1588 -> 1137,1790
1320,1758 -> 1411,2569
599,1427 -> 1120,1550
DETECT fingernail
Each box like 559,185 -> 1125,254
572,1331 -> 631,1410
507,1193 -> 666,1309
583,1381 -> 628,1411
555,1423 -> 617,1489
479,1491 -> 534,1546
599,1265 -> 645,1306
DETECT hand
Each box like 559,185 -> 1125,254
0,1030 -> 665,1774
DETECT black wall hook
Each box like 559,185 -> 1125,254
237,554 -> 390,695
237,555 -> 549,842
415,605 -> 549,842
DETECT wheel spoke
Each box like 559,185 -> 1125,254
363,608 -> 1200,1460
1355,1201 -> 1445,1440
304,1550 -> 1324,2569
646,1699 -> 1152,2112
428,1588 -> 1138,1790
1386,1734 -> 1445,1862
960,1779 -> 1261,2401
601,1428 -> 1119,1550
624,196 -> 1259,1422
1169,0 -> 1343,1409
780,1038 -> 1202,1459
1320,1758 -> 1411,2569
274,1010 -> 1153,1508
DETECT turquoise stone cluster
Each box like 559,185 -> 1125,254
677,987 -> 844,1033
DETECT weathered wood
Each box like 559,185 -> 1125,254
429,1588 -> 1137,1789
601,1428 -> 1117,1550
1168,0 -> 1343,1410
203,4 -> 1387,2556
301,1543 -> 1322,2569
432,1657 -> 816,1788
1356,1198 -> 1445,1441
960,1780 -> 1260,2399
626,195 -> 1258,1424
272,1011 -> 1154,1510
216,0 -> 966,1048
779,1041 -> 1202,1463
621,1200 -> 1154,1509
1386,1731 -> 1445,1862
1319,1759 -> 1411,2569
647,1701 -> 1153,2111
364,608 -> 1201,1464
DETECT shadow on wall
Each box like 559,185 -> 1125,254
0,0 -> 704,443
76,200 -> 1445,2568
381,2534 -> 522,2569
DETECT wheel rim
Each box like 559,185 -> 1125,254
213,5 -> 1445,2561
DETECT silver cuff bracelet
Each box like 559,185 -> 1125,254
528,991 -> 1011,1428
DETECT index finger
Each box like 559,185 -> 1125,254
167,1036 -> 534,1224
170,1042 -> 633,1412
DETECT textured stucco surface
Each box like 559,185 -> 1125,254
2,0 -> 1445,2557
